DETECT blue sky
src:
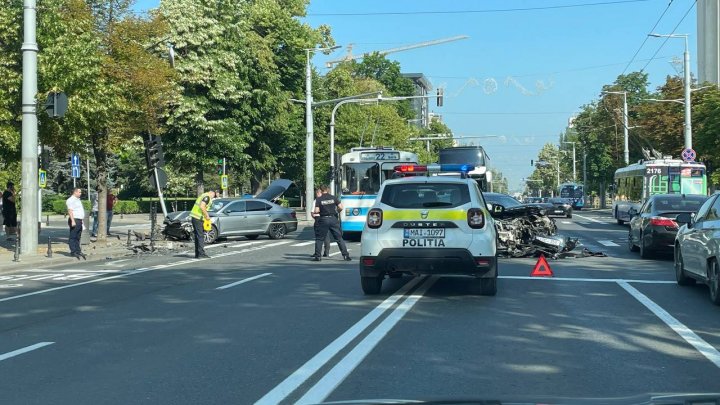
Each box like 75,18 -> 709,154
134,0 -> 699,191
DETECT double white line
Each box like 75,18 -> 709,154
255,276 -> 436,405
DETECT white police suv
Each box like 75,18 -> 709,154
359,164 -> 498,295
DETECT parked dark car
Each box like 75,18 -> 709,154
547,198 -> 573,218
674,192 -> 720,304
628,193 -> 708,259
162,179 -> 298,243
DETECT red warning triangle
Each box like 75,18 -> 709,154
531,254 -> 554,277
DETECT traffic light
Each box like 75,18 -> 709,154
436,88 -> 444,107
216,158 -> 223,175
144,135 -> 165,169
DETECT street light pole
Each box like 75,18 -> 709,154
20,0 -> 39,255
649,33 -> 692,150
563,141 -> 577,181
304,48 -> 314,222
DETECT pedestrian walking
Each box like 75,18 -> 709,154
312,185 -> 351,262
90,191 -> 99,237
106,190 -> 118,234
2,181 -> 17,240
311,187 -> 331,257
189,189 -> 218,259
66,188 -> 86,260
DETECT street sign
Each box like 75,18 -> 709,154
71,165 -> 80,178
221,175 -> 228,190
149,167 -> 168,190
38,169 -> 47,188
45,92 -> 68,118
70,153 -> 80,166
681,148 -> 696,162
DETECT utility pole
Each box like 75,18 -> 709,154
222,157 -> 227,198
563,141 -> 577,181
20,0 -> 39,255
602,91 -> 629,165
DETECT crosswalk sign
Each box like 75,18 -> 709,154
39,169 -> 47,188
221,175 -> 228,190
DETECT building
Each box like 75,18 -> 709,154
401,73 -> 432,128
698,0 -> 720,85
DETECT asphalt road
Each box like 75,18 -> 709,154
1,210 -> 720,404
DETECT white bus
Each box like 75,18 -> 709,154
339,147 -> 418,237
438,146 -> 491,191
612,158 -> 707,224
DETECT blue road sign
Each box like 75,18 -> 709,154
71,153 -> 80,166
71,165 -> 80,178
682,148 -> 696,162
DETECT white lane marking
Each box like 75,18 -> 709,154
216,273 -> 272,290
617,281 -> 720,369
0,342 -> 54,362
0,284 -> 23,288
0,239 -> 293,303
101,259 -> 131,267
254,276 -> 426,405
561,221 -> 572,224
296,277 -> 436,404
292,241 -> 315,247
328,249 -> 351,257
598,240 -> 620,247
500,276 -> 676,284
573,214 -> 605,224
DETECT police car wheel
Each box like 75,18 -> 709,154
361,276 -> 382,295
479,277 -> 497,296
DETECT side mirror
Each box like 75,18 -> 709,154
676,212 -> 693,227
491,204 -> 504,214
628,207 -> 638,217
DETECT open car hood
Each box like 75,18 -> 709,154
254,179 -> 294,202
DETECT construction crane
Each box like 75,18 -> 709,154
324,35 -> 469,68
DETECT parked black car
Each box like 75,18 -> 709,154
547,198 -> 573,218
628,193 -> 708,259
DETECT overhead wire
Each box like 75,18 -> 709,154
640,0 -> 697,72
621,0 -> 674,74
307,0 -> 653,16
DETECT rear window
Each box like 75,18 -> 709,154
653,196 -> 708,212
380,183 -> 471,208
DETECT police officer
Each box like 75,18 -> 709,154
311,187 -> 332,257
189,189 -> 218,259
312,185 -> 351,262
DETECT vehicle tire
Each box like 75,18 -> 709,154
567,212 -> 572,219
245,234 -> 259,240
615,208 -> 624,225
675,247 -> 695,286
708,260 -> 720,306
361,276 -> 382,295
479,277 -> 497,296
628,230 -> 639,252
639,232 -> 651,259
268,221 -> 287,239
203,225 -> 218,245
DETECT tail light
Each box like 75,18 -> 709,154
367,208 -> 383,228
649,217 -> 678,228
467,208 -> 485,229
362,258 -> 376,266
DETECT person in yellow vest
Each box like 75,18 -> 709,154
189,190 -> 218,259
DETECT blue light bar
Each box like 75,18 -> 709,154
440,164 -> 474,172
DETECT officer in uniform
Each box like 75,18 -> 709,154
312,187 -> 332,257
313,185 -> 351,262
189,189 -> 218,259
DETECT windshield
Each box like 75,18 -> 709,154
439,148 -> 486,165
484,193 -> 521,208
381,183 -> 471,208
549,198 -> 569,204
342,163 -> 380,195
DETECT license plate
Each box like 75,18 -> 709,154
403,228 -> 445,238
554,210 -> 564,214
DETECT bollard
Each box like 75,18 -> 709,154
46,215 -> 50,227
126,229 -> 132,247
47,236 -> 52,258
13,235 -> 20,262
149,205 -> 157,252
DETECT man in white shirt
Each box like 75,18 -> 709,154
66,188 -> 86,260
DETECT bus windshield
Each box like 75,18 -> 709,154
342,163 -> 380,195
439,148 -> 486,165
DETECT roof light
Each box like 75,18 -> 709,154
394,165 -> 427,172
440,164 -> 474,172
393,164 -> 475,173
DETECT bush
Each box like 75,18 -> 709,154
52,200 -> 67,215
115,200 -> 140,214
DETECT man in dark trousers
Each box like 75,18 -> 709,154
2,181 -> 17,240
312,185 -> 351,262
66,188 -> 86,260
189,189 -> 217,259
311,187 -> 332,257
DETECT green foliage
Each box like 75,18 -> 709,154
114,200 -> 140,214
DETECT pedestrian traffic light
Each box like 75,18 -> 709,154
144,135 -> 165,169
216,158 -> 223,175
436,88 -> 444,107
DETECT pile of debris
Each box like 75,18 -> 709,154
493,205 -> 582,259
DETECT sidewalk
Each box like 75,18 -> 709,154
0,213 -> 156,273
